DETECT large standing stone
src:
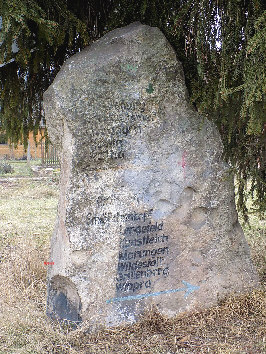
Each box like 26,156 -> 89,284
43,22 -> 259,328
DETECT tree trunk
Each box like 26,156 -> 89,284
27,140 -> 31,165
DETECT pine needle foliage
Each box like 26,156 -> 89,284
0,0 -> 108,144
0,0 -> 265,216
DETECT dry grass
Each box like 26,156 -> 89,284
69,290 -> 265,353
0,177 -> 265,353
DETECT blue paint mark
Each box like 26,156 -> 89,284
122,64 -> 138,73
106,281 -> 199,304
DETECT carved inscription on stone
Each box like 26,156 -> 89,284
116,211 -> 170,296
88,209 -> 153,226
80,100 -> 157,166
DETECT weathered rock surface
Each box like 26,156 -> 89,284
43,22 -> 259,328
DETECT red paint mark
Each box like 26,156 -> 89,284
44,262 -> 54,265
181,152 -> 187,169
178,151 -> 187,179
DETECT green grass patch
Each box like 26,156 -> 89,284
0,159 -> 43,177
0,161 -> 32,177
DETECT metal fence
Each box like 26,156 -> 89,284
41,141 -> 60,166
